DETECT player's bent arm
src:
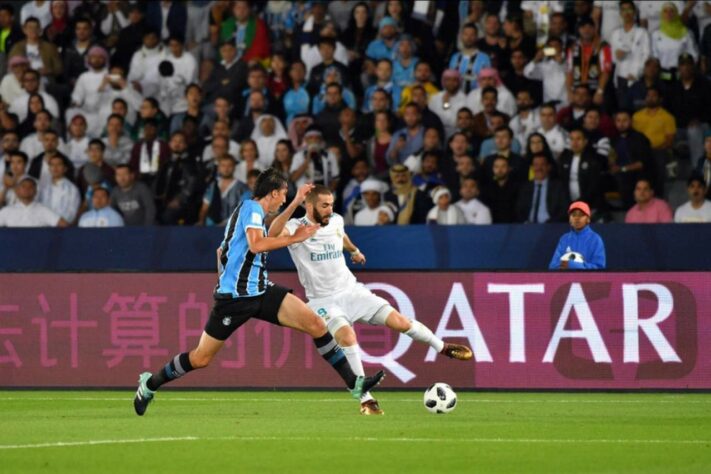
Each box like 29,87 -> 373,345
247,226 -> 317,253
268,183 -> 314,237
342,233 -> 359,254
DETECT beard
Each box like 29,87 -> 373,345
313,207 -> 331,226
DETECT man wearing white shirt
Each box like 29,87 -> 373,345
521,1 -> 565,47
39,155 -> 80,223
10,69 -> 59,122
127,30 -> 166,98
674,175 -> 711,222
536,103 -> 569,159
0,56 -> 29,106
610,0 -> 651,110
524,37 -> 568,106
0,175 -> 67,227
79,187 -> 125,227
455,176 -> 492,224
166,36 -> 197,85
19,1 -> 51,29
353,179 -> 393,226
509,89 -> 540,147
465,67 -> 516,117
428,69 -> 467,139
67,46 -> 110,138
20,110 -> 67,162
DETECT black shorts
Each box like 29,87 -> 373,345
204,284 -> 292,341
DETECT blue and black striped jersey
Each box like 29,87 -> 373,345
214,200 -> 268,298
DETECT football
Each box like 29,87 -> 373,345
423,383 -> 457,414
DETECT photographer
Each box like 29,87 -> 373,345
289,126 -> 339,192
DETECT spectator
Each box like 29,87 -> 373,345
428,69 -> 466,139
426,186 -> 465,225
235,88 -> 270,142
363,58 -> 400,112
632,87 -> 676,195
65,114 -> 89,170
675,175 -> 711,223
471,88 -> 509,141
110,164 -> 155,226
466,67 -> 517,117
548,201 -> 606,270
592,0 -> 622,44
102,114 -> 133,168
652,2 -> 698,83
77,139 -> 114,195
449,23 -> 491,94
38,154 -> 80,223
127,29 -> 166,98
27,128 -> 73,192
610,110 -> 652,209
403,127 -> 441,175
0,129 -> 19,165
524,36 -> 568,107
502,48 -> 542,105
522,0 -> 564,47
628,58 -> 666,112
366,16 -> 400,61
639,1 -> 684,33
154,131 -> 201,225
310,66 -> 356,117
307,37 -> 349,96
408,84 -> 445,139
477,13 -> 506,69
0,151 -> 28,207
387,103 -> 424,166
0,56 -> 29,106
12,15 -> 63,84
78,186 -> 124,227
112,4 -> 147,73
145,1 -> 187,42
170,83 -> 203,136
516,154 -> 568,223
363,110 -> 393,179
536,104 -> 568,159
399,61 -> 439,113
559,128 -> 604,213
67,46 -> 109,138
482,126 -> 527,186
412,150 -> 446,193
667,53 -> 711,164
14,92 -> 44,140
129,119 -> 170,185
333,107 -> 365,165
342,157 -> 375,224
0,174 -> 66,227
290,126 -> 339,191
20,108 -> 60,158
354,178 -> 393,226
10,69 -> 58,121
392,35 -> 417,89
384,163 -> 432,224
219,0 -> 270,63
61,17 -> 97,89
625,178 -> 673,223
270,139 -> 297,203
696,133 -> 711,198
480,155 -> 519,223
314,82 -> 347,146
0,4 -> 24,59
478,113 -> 521,158
234,138 -> 264,184
252,114 -> 288,169
565,16 -> 612,106
99,0 -> 129,51
198,156 -> 250,226
455,176 -> 492,225
582,107 -> 611,160
283,61 -> 310,126
202,40 -> 247,106
509,89 -> 540,149
132,98 -> 168,142
501,14 -> 536,68
609,0 -> 651,110
266,52 -> 289,100
94,64 -> 143,131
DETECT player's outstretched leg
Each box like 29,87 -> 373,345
384,309 -> 473,361
334,324 -> 384,415
277,293 -> 385,399
134,332 -> 223,416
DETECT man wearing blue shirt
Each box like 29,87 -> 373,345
78,187 -> 124,227
365,17 -> 399,61
549,201 -> 606,270
133,169 -> 384,415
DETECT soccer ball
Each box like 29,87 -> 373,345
423,383 -> 457,414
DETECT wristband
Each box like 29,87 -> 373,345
351,248 -> 361,256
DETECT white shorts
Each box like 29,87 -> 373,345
307,283 -> 393,333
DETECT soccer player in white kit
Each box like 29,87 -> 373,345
278,185 -> 473,415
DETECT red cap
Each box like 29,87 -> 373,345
568,201 -> 590,217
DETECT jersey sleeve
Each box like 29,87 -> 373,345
284,218 -> 300,236
242,200 -> 264,232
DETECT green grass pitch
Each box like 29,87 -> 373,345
1,391 -> 710,473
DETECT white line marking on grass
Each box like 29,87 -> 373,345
2,435 -> 708,450
0,437 -> 198,450
1,397 -> 710,404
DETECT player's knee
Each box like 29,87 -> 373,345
305,314 -> 327,337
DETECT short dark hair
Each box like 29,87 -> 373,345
688,174 -> 707,187
0,3 -> 15,15
93,186 -> 110,197
43,129 -> 59,138
115,164 -> 133,173
482,86 -> 498,99
253,168 -> 288,199
306,184 -> 333,204
569,127 -> 587,137
494,126 -> 513,139
112,97 -> 128,108
185,83 -> 202,96
462,22 -> 478,33
9,151 -> 28,163
36,109 -> 53,120
74,17 -> 92,28
108,113 -> 125,124
88,138 -> 106,150
23,16 -> 40,27
540,102 -> 557,114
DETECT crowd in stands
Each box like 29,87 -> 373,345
1,0 -> 711,228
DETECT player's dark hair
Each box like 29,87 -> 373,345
306,184 -> 333,204
253,168 -> 288,199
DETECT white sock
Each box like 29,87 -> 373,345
405,320 -> 444,352
342,344 -> 373,402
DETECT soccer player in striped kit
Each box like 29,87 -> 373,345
134,169 -> 384,415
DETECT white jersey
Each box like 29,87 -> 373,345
285,213 -> 356,300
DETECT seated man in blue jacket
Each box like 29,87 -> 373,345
548,201 -> 606,270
